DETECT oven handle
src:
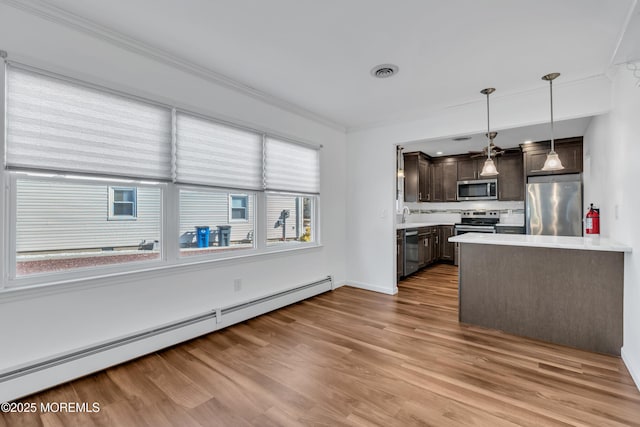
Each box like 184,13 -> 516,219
455,226 -> 496,233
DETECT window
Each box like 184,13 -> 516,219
229,194 -> 248,222
264,137 -> 319,246
109,187 -> 137,219
179,189 -> 255,256
175,113 -> 262,190
266,194 -> 315,246
2,61 -> 320,288
264,137 -> 320,194
14,177 -> 161,277
6,64 -> 172,180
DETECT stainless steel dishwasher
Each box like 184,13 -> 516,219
404,229 -> 419,276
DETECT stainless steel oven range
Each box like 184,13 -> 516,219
454,210 -> 500,265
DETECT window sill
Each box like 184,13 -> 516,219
0,243 -> 323,304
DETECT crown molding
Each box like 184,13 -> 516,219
610,0 -> 640,65
0,0 -> 346,132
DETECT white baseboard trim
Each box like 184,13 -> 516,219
216,280 -> 331,330
0,276 -> 332,402
332,281 -> 347,290
621,346 -> 640,392
346,281 -> 398,295
0,318 -> 217,403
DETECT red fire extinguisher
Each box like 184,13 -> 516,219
585,203 -> 600,235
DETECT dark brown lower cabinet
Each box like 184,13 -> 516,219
419,227 -> 439,267
418,228 -> 429,268
438,225 -> 455,262
429,227 -> 438,264
397,230 -> 404,281
400,225 -> 455,279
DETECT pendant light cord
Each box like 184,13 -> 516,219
486,91 -> 491,160
549,78 -> 555,153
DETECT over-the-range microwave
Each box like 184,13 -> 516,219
457,179 -> 498,201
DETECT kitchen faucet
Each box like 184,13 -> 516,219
402,206 -> 411,223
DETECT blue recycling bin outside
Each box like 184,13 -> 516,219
195,226 -> 210,248
217,225 -> 231,247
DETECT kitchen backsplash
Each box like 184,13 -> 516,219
399,200 -> 525,226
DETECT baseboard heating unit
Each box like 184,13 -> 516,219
0,276 -> 333,402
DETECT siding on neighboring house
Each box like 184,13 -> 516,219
267,195 -> 301,241
16,181 -> 306,253
16,180 -> 161,252
179,190 -> 254,243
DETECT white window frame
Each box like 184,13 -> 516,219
108,186 -> 137,220
228,193 -> 249,223
177,185 -> 258,258
265,192 -> 318,247
6,172 -> 166,287
0,59 -> 322,292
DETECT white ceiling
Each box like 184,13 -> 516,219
402,116 -> 592,157
27,1 -> 636,131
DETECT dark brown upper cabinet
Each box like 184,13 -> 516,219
457,157 -> 484,181
522,137 -> 583,176
404,152 -> 431,202
431,157 -> 458,202
497,151 -> 524,201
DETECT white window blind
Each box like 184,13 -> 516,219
5,65 -> 172,180
264,137 -> 320,194
175,113 -> 263,190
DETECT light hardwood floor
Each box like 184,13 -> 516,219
2,264 -> 640,426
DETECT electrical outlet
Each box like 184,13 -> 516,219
233,279 -> 242,292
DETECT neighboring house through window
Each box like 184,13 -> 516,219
3,63 -> 319,283
229,194 -> 248,222
109,187 -> 137,219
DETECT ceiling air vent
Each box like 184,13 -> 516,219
370,64 -> 399,79
452,136 -> 472,141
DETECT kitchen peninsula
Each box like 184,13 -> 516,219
449,233 -> 631,355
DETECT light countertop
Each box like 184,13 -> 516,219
449,233 -> 631,253
397,222 -> 456,230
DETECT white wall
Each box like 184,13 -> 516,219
346,76 -> 612,295
0,3 -> 347,397
583,63 -> 640,388
346,140 -> 397,294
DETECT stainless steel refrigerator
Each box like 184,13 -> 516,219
526,174 -> 583,236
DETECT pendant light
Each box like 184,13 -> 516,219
479,88 -> 499,176
396,145 -> 404,178
541,72 -> 564,171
